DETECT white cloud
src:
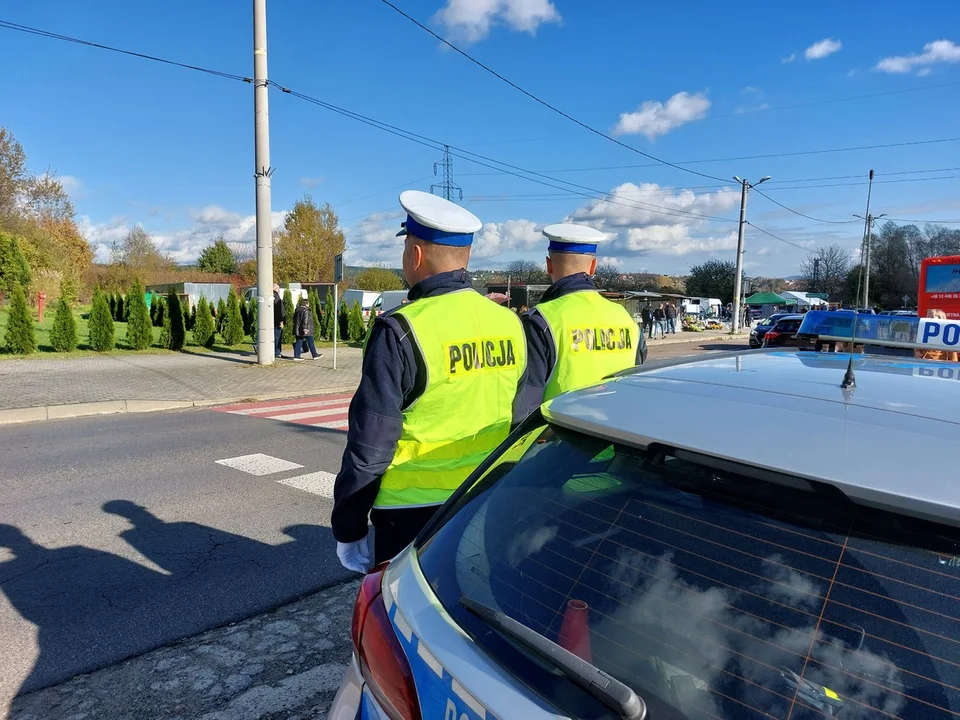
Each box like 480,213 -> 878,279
81,206 -> 287,265
434,0 -> 560,43
782,53 -> 796,64
805,38 -> 842,60
613,92 -> 710,140
344,210 -> 405,266
877,39 -> 960,74
59,175 -> 82,195
300,176 -> 324,189
473,219 -> 543,259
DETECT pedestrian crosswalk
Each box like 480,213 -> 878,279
212,393 -> 353,431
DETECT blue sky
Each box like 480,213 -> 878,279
2,0 -> 959,276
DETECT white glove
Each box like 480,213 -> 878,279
337,537 -> 373,573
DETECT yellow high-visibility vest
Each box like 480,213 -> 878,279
374,289 -> 527,509
535,290 -> 640,401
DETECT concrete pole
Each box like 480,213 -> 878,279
254,0 -> 274,365
731,179 -> 748,334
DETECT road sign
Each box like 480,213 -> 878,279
903,294 -> 911,307
334,253 -> 344,283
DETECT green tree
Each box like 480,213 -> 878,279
3,284 -> 35,354
273,195 -> 346,282
347,300 -> 365,342
216,297 -> 227,333
197,237 -> 237,274
50,290 -> 77,352
165,291 -> 186,351
159,308 -> 171,349
222,289 -> 245,346
352,266 -> 405,292
685,259 -> 737,305
125,280 -> 153,350
322,288 -> 335,340
0,232 -> 31,298
309,290 -> 322,334
108,292 -> 117,321
192,296 -> 216,347
240,298 -> 250,336
88,287 -> 115,352
153,296 -> 165,328
366,306 -> 378,337
248,299 -> 258,342
281,288 -> 294,344
116,294 -> 125,322
186,303 -> 196,331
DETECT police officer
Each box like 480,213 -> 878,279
520,223 -> 644,411
333,190 -> 528,573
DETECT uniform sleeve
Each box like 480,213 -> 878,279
518,310 -> 555,420
331,317 -> 416,543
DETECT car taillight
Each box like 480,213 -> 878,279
351,564 -> 422,720
765,331 -> 779,341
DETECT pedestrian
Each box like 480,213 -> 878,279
653,303 -> 666,338
273,284 -> 285,359
520,223 -> 644,410
332,191 -> 528,573
640,305 -> 652,338
665,301 -> 677,334
292,297 -> 323,360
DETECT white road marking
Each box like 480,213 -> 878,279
276,471 -> 336,499
216,453 -> 303,476
226,397 -> 351,416
265,407 -> 351,422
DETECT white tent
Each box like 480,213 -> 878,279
781,291 -> 827,308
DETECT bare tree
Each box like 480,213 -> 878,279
505,259 -> 548,284
799,244 -> 850,300
593,262 -> 623,289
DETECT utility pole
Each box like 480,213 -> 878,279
854,171 -> 885,311
813,257 -> 821,293
253,0 -> 275,365
431,145 -> 463,202
731,175 -> 770,334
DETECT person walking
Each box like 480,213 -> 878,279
653,304 -> 666,339
520,223 -> 644,410
640,305 -> 652,338
333,191 -> 528,572
292,297 -> 323,360
665,301 -> 677,334
273,284 -> 285,359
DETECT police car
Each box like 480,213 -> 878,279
330,312 -> 960,720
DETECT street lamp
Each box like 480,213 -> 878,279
731,175 -> 771,334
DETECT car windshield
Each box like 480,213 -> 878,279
417,422 -> 960,720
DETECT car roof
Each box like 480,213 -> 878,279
542,350 -> 960,526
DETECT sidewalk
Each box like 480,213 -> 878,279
644,328 -> 741,345
0,348 -> 363,424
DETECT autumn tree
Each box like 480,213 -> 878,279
273,195 -> 345,283
111,226 -> 172,281
352,266 -> 404,292
0,232 -> 31,299
197,237 -> 237,275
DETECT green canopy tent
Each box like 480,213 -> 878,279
744,292 -> 788,306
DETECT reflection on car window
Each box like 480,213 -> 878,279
418,430 -> 960,720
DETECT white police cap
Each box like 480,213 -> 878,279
542,223 -> 605,255
395,190 -> 482,247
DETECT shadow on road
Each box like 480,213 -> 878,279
1,503 -> 350,712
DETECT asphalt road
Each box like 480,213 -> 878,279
0,338 -> 750,705
0,408 -> 353,702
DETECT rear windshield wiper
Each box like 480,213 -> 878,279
460,597 -> 647,720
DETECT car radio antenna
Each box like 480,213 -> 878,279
842,169 -> 875,389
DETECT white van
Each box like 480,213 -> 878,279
342,289 -> 382,321
375,290 -> 409,315
242,285 -> 308,305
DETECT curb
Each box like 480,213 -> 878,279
0,385 -> 359,427
647,332 -> 744,346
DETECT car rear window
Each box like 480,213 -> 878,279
777,319 -> 802,332
417,424 -> 960,720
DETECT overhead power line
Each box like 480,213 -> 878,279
375,0 -> 730,184
745,222 -> 813,251
0,19 -> 249,82
458,138 -> 960,177
752,188 -> 860,225
885,217 -> 960,225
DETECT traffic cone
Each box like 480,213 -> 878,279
558,599 -> 592,662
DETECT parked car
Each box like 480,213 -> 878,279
761,315 -> 816,349
342,289 -> 383,321
329,337 -> 960,719
749,313 -> 793,348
